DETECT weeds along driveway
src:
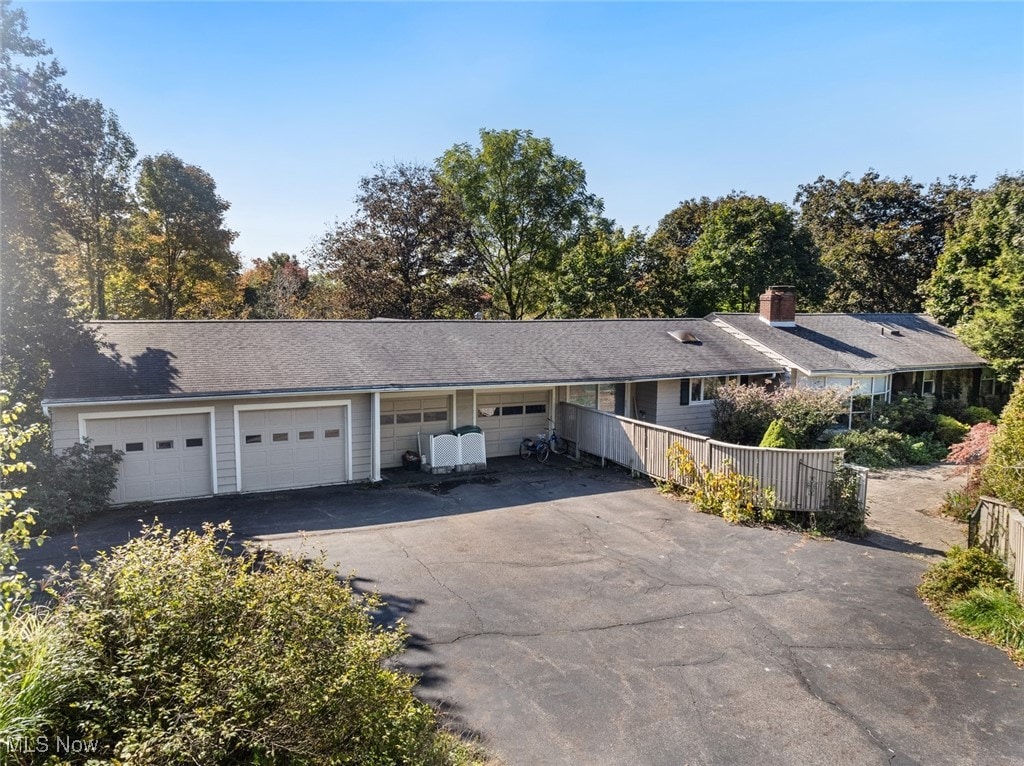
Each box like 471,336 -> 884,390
25,459 -> 1024,766
252,462 -> 1024,766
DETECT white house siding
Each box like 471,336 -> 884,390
49,393 -> 373,501
456,389 -> 475,428
653,379 -> 716,434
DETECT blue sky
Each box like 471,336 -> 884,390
22,1 -> 1024,264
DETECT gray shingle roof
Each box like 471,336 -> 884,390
44,319 -> 784,404
712,313 -> 985,375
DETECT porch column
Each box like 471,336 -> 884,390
370,391 -> 381,482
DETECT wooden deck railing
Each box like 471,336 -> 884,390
557,402 -> 866,513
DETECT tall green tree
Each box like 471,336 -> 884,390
926,173 -> 1024,381
315,162 -> 479,319
686,195 -> 824,314
437,129 -> 602,319
0,1 -> 94,411
122,153 -> 239,319
551,217 -> 646,318
795,170 -> 966,312
52,97 -> 137,319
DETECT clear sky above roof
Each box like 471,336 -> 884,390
22,1 -> 1024,264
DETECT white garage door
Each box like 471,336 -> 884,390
239,406 -> 348,492
380,396 -> 451,468
86,413 -> 213,504
476,390 -> 551,457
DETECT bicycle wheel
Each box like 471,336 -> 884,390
550,436 -> 568,455
519,439 -> 532,459
536,443 -> 550,463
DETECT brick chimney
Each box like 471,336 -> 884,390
759,285 -> 796,327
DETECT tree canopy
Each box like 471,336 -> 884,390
314,162 -> 479,319
795,171 -> 969,313
437,129 -> 602,319
926,173 -> 1024,381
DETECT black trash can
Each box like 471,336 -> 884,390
450,425 -> 483,436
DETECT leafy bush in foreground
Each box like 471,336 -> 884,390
50,523 -> 482,766
919,546 -> 1024,664
964,405 -> 999,426
919,545 -> 1012,603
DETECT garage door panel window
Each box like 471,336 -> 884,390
185,437 -> 203,448
272,432 -> 289,442
395,413 -> 421,424
325,429 -> 340,438
125,442 -> 144,452
380,414 -> 395,426
423,410 -> 447,422
298,430 -> 315,440
245,434 -> 262,445
156,440 -> 174,450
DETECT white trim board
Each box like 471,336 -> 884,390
77,406 -> 218,495
233,399 -> 353,493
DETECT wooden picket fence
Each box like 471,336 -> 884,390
557,402 -> 867,514
970,496 -> 1024,599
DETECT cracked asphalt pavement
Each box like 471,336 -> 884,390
27,458 -> 1024,765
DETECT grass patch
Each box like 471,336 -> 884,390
919,546 -> 1024,665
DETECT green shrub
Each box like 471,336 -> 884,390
939,489 -> 978,522
665,444 -> 777,525
51,523 -> 482,766
934,414 -> 970,447
964,405 -> 999,426
714,383 -> 849,448
0,610 -> 88,750
23,440 -> 122,529
982,374 -> 1024,508
831,427 -> 947,468
820,462 -> 867,536
759,419 -> 796,449
874,395 -> 937,436
919,545 -> 1012,605
946,586 -> 1024,661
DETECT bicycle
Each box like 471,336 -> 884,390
519,435 -> 550,462
539,418 -> 568,455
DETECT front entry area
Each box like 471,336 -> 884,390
237,403 -> 349,492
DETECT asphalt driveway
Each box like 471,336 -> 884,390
26,458 -> 1024,765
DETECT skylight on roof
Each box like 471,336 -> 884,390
667,330 -> 701,344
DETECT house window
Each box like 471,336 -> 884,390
980,368 -> 997,397
185,437 -> 203,448
922,371 -> 936,396
324,429 -> 340,438
125,442 -> 144,452
156,440 -> 174,450
272,432 -> 289,442
680,376 -> 738,406
298,430 -> 315,440
568,384 -> 618,412
245,434 -> 262,445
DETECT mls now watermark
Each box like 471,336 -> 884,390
2,736 -> 99,755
